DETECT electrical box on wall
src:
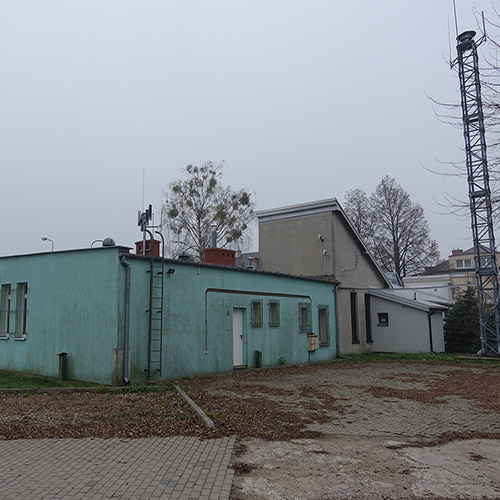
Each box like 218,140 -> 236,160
307,334 -> 319,351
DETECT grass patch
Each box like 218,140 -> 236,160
346,352 -> 500,366
0,369 -> 91,389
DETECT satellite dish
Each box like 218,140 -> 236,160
102,238 -> 116,247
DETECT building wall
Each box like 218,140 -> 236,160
402,275 -> 454,304
258,209 -> 387,355
259,212 -> 334,277
0,248 -> 121,384
369,296 -> 444,353
331,214 -> 386,354
125,257 -> 337,380
0,248 -> 338,384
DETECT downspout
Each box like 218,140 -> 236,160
427,309 -> 435,354
120,255 -> 131,384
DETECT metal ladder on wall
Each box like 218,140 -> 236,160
145,230 -> 165,377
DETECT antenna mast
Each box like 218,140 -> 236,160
453,28 -> 500,356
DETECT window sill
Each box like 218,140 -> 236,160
14,336 -> 26,341
319,342 -> 330,347
351,340 -> 360,345
0,334 -> 9,340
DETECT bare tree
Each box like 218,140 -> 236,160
344,188 -> 374,243
161,162 -> 256,260
344,176 -> 440,277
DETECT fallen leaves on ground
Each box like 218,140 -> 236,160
366,368 -> 500,412
0,390 -> 206,440
1,361 -> 500,442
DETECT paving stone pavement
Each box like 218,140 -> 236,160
207,362 -> 500,438
0,435 -> 236,500
303,364 -> 500,437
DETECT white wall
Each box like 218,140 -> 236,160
370,296 -> 444,353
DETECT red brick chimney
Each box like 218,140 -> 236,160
451,249 -> 463,256
135,239 -> 161,257
203,248 -> 236,266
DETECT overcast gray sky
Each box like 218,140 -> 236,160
0,1 -> 495,259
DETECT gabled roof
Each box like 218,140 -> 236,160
257,198 -> 393,288
423,244 -> 500,276
450,245 -> 495,257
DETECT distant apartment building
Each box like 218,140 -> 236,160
404,246 -> 500,300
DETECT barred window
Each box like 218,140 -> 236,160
251,300 -> 263,327
0,284 -> 11,338
15,282 -> 28,340
269,300 -> 280,327
318,306 -> 329,346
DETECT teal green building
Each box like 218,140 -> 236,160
0,246 -> 338,384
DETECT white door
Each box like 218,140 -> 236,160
233,308 -> 244,366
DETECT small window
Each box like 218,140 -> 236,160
251,300 -> 263,327
456,259 -> 473,269
377,312 -> 389,327
15,282 -> 28,340
0,284 -> 11,338
269,300 -> 280,327
318,306 -> 329,346
350,292 -> 359,343
298,303 -> 311,333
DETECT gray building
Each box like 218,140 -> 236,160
257,199 -> 392,355
367,288 -> 447,353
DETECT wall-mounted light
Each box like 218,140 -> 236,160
41,237 -> 54,252
167,268 -> 176,275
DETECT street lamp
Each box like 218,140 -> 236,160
41,237 -> 54,252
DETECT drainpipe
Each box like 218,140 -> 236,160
427,309 -> 435,354
120,255 -> 131,384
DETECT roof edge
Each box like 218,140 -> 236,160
257,198 -> 339,220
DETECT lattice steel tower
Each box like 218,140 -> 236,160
454,30 -> 500,355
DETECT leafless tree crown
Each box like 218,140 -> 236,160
344,176 -> 440,277
161,162 -> 256,260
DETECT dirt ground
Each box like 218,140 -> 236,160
231,436 -> 500,500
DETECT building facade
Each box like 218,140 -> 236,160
0,245 -> 338,384
257,199 -> 392,355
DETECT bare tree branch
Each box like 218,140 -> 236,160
344,177 -> 440,277
160,162 -> 256,260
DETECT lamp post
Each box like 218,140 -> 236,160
41,237 -> 54,252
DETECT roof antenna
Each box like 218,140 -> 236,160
480,10 -> 487,42
452,0 -> 459,39
448,15 -> 453,67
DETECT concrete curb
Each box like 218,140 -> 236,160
174,385 -> 215,428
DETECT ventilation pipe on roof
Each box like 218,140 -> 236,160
211,230 -> 217,248
120,255 -> 131,384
